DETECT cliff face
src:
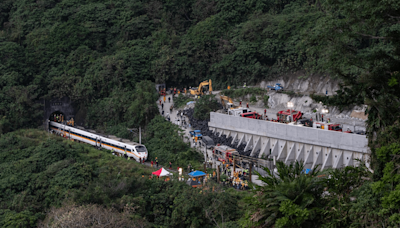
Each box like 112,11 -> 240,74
260,72 -> 341,96
256,72 -> 367,131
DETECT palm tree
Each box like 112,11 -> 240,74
249,161 -> 325,228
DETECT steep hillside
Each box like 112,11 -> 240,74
0,129 -> 244,227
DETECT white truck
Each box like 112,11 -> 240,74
228,108 -> 251,116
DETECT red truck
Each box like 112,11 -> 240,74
240,112 -> 262,119
213,145 -> 239,164
276,109 -> 302,123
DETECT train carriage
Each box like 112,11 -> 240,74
49,121 -> 147,162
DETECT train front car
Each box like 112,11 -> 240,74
134,145 -> 148,161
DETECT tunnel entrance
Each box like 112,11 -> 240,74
49,111 -> 65,123
43,97 -> 78,130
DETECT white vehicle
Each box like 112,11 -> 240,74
228,108 -> 251,116
49,121 -> 147,162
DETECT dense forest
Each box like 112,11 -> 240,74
1,0 -> 400,227
1,0 -> 399,133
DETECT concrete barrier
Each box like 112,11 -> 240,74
209,112 -> 369,154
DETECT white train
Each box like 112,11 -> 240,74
49,121 -> 147,162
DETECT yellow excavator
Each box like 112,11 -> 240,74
189,79 -> 212,96
220,95 -> 240,110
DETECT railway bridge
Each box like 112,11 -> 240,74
208,112 -> 370,170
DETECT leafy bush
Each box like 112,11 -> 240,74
194,95 -> 221,120
250,94 -> 257,103
263,95 -> 270,108
145,115 -> 202,168
173,94 -> 193,108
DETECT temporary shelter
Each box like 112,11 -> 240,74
152,168 -> 173,177
188,170 -> 206,178
187,171 -> 206,188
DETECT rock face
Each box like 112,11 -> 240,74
256,72 -> 367,130
259,72 -> 340,96
259,73 -> 362,116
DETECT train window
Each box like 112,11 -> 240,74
136,146 -> 146,152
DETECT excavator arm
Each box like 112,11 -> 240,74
220,95 -> 239,109
190,79 -> 212,96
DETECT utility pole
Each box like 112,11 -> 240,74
217,165 -> 220,183
204,146 -> 207,169
233,158 -> 236,173
139,126 -> 141,144
249,162 -> 252,184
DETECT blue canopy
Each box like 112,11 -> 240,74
190,130 -> 202,137
188,170 -> 206,177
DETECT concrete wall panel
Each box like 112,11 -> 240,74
209,112 -> 369,154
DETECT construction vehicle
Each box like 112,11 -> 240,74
201,136 -> 215,149
241,112 -> 262,119
189,130 -> 202,139
213,145 -> 239,164
220,95 -> 240,110
189,79 -> 212,96
267,83 -> 284,91
276,110 -> 302,123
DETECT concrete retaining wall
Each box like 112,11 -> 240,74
209,112 -> 369,154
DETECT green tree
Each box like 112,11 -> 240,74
194,94 -> 220,120
125,80 -> 159,129
145,115 -> 201,167
245,161 -> 325,228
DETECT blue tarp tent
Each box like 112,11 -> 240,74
188,170 -> 206,177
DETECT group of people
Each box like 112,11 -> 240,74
150,157 -> 159,168
226,176 -> 249,190
52,113 -> 64,122
174,111 -> 188,128
224,170 -> 249,190
206,169 -> 250,190
159,96 -> 172,117
171,87 -> 187,96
